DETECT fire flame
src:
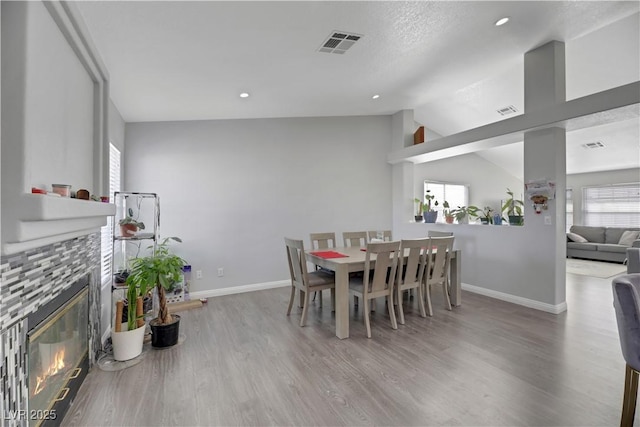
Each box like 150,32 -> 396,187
34,348 -> 65,395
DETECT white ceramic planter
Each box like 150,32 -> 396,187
111,326 -> 145,361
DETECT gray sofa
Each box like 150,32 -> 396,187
567,225 -> 640,263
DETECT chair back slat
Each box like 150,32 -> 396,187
310,232 -> 336,250
426,236 -> 454,286
399,238 -> 429,288
285,237 -> 309,287
428,230 -> 454,237
367,230 -> 393,242
363,241 -> 400,294
343,231 -> 368,247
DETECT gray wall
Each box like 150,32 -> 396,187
567,167 -> 640,226
124,115 -> 392,293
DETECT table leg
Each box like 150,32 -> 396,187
335,264 -> 349,339
450,250 -> 462,306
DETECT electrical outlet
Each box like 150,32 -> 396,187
544,215 -> 552,225
217,268 -> 224,277
196,270 -> 203,279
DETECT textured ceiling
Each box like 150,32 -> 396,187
75,1 -> 640,175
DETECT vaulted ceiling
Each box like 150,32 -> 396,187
76,1 -> 640,177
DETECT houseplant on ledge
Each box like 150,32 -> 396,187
501,188 -> 524,226
453,205 -> 479,224
442,201 -> 455,224
126,237 -> 186,348
413,198 -> 424,222
423,190 -> 439,223
480,206 -> 495,224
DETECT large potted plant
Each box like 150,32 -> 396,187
126,237 -> 186,348
423,190 -> 439,223
501,188 -> 524,226
119,208 -> 145,237
111,279 -> 147,361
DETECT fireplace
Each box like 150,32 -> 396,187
26,276 -> 90,426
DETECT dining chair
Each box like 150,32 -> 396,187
367,230 -> 393,242
349,241 -> 400,338
285,237 -> 335,327
343,231 -> 368,247
395,238 -> 429,324
612,273 -> 640,427
424,236 -> 455,316
309,232 -> 337,304
427,230 -> 454,237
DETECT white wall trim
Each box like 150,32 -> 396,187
190,280 -> 290,300
462,283 -> 568,314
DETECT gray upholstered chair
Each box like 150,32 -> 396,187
612,273 -> 640,427
627,248 -> 640,274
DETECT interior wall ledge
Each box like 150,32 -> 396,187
387,81 -> 640,165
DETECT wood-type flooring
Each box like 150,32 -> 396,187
63,272 -> 634,426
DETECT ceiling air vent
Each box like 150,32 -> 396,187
497,105 -> 518,116
582,141 -> 606,149
318,31 -> 363,54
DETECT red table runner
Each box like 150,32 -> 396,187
310,250 -> 348,259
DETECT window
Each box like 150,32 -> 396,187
583,183 -> 640,227
100,143 -> 121,287
566,188 -> 573,232
423,181 -> 469,222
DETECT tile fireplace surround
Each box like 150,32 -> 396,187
0,233 -> 102,426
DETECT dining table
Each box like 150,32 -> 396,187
305,245 -> 461,339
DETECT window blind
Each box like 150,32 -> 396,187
100,143 -> 121,287
566,188 -> 573,232
583,183 -> 640,227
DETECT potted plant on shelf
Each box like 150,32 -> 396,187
442,201 -> 455,224
413,198 -> 424,222
453,205 -> 479,224
501,188 -> 524,226
424,190 -> 439,223
119,208 -> 145,237
111,279 -> 147,361
480,206 -> 494,224
126,237 -> 186,348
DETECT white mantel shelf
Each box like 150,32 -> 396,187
2,194 -> 116,256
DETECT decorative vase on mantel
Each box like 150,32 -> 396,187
424,211 -> 438,223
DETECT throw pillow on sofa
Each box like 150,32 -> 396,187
619,230 -> 640,246
567,232 -> 588,243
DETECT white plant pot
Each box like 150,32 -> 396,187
111,325 -> 145,361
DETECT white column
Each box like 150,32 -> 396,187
523,41 -> 567,309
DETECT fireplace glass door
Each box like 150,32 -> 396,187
28,287 -> 89,426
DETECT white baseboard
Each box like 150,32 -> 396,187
189,280 -> 290,300
462,283 -> 568,314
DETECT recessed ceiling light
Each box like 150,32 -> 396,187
239,92 -> 250,98
495,17 -> 509,26
372,94 -> 380,100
